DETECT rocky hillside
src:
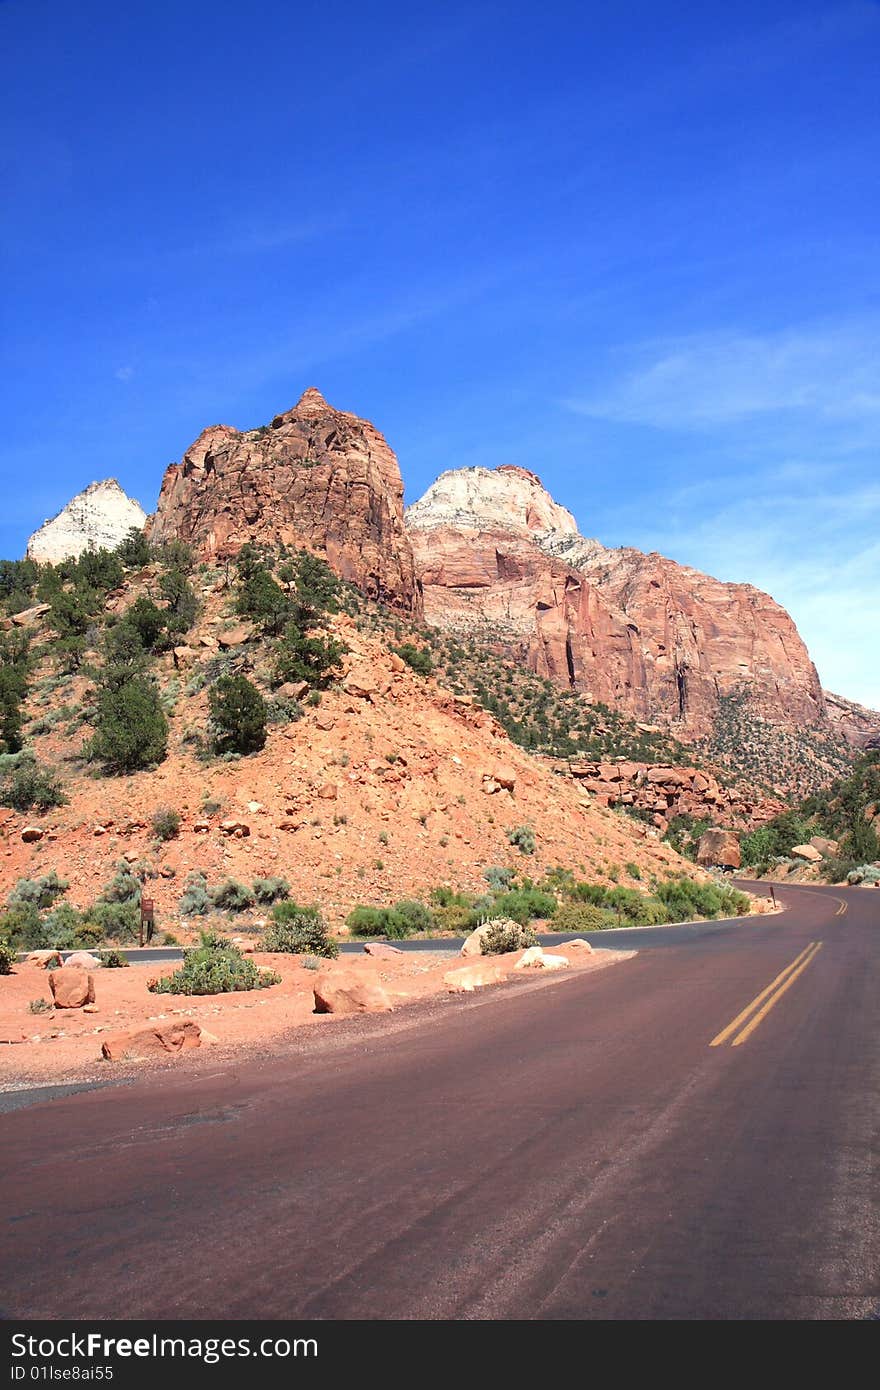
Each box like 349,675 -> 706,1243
0,550 -> 697,938
26,480 -> 146,564
147,388 -> 421,616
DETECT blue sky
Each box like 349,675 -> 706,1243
1,0 -> 878,706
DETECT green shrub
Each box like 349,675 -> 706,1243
0,903 -> 45,950
0,942 -> 14,974
346,905 -> 395,938
252,876 -> 291,905
506,824 -> 536,856
847,864 -> 880,885
491,887 -> 556,925
391,643 -> 433,676
552,901 -> 619,932
71,917 -> 103,948
150,807 -> 180,841
740,825 -> 775,868
28,997 -> 52,1014
158,567 -> 199,636
208,675 -> 267,755
569,880 -> 610,906
480,919 -> 537,954
115,528 -> 152,568
625,862 -> 642,880
99,949 -> 130,968
270,899 -> 322,926
273,627 -> 345,690
484,866 -> 515,893
83,901 -> 140,942
150,933 -> 280,995
123,596 -> 168,651
88,675 -> 168,772
236,557 -> 289,635
605,886 -> 662,924
390,899 -> 432,934
179,871 -> 210,916
655,877 -> 749,923
209,879 -> 255,912
430,902 -> 477,933
430,885 -> 473,908
264,910 -> 338,958
99,862 -> 141,905
1,756 -> 66,812
8,871 -> 68,911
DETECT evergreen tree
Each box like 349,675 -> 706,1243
209,675 -> 267,754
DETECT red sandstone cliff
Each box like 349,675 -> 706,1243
148,388 -> 422,616
406,466 -> 828,739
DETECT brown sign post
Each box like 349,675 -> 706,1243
140,897 -> 155,947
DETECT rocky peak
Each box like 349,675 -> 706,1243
291,385 -> 333,416
406,465 -> 582,539
148,389 -> 421,615
26,479 -> 147,564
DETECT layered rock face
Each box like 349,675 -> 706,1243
407,466 -> 828,739
148,388 -> 421,615
26,480 -> 146,563
823,691 -> 880,750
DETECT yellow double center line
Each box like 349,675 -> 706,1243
710,942 -> 823,1048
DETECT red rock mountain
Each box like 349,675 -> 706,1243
406,465 -> 830,740
148,388 -> 421,616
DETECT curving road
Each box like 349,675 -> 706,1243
2,883 -> 877,1320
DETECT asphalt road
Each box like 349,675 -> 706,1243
2,883 -> 877,1320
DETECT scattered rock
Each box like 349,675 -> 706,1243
219,818 -> 250,836
362,942 -> 404,958
64,951 -> 102,970
514,947 -> 569,971
460,918 -> 522,957
218,625 -> 252,649
10,602 -> 52,626
564,939 -> 593,952
278,681 -> 309,701
49,969 -> 95,1010
444,963 -> 506,992
809,836 -> 838,857
317,782 -> 338,800
21,825 -> 44,843
101,1020 -> 203,1060
25,950 -> 62,969
312,966 -> 392,1015
696,828 -> 742,869
483,761 -> 516,793
791,843 -> 823,863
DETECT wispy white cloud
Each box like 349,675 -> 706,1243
114,364 -> 134,382
566,320 -> 880,431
